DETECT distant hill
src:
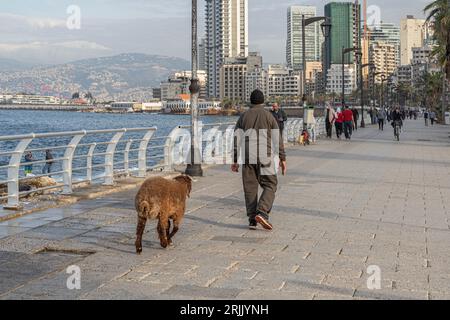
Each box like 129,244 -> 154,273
0,53 -> 190,101
0,58 -> 35,71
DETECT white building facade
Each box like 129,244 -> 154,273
326,64 -> 357,95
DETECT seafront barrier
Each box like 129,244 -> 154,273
0,118 -> 332,210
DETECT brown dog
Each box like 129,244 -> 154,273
135,175 -> 192,253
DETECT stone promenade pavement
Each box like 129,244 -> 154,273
0,119 -> 449,300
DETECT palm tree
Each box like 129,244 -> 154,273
425,0 -> 450,119
425,0 -> 450,73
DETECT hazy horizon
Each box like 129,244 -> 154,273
0,0 -> 430,66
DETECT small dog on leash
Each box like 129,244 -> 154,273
134,175 -> 192,254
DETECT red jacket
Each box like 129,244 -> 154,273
335,112 -> 344,123
343,109 -> 354,122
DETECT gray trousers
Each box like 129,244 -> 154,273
242,164 -> 278,222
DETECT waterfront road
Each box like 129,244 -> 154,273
1,120 -> 449,300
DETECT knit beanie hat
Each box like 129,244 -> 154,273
250,89 -> 265,105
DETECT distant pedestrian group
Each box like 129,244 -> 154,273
325,105 -> 355,140
22,150 -> 54,176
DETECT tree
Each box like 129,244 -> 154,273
425,0 -> 450,79
72,92 -> 80,99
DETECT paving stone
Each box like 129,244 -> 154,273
162,285 -> 242,299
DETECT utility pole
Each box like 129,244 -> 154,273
185,0 -> 203,177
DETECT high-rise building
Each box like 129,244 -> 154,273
286,6 -> 324,71
368,23 -> 401,67
400,15 -> 426,66
324,2 -> 360,75
205,0 -> 249,98
370,41 -> 397,83
219,53 -> 262,102
199,38 -> 207,71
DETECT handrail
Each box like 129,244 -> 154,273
0,120 -> 328,209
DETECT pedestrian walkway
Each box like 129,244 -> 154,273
0,120 -> 449,300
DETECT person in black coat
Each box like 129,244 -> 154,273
270,103 -> 288,135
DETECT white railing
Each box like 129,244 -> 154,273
0,119 -> 326,210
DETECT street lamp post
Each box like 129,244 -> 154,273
359,63 -> 375,128
373,72 -> 386,108
301,16 -> 331,128
380,74 -> 387,108
341,47 -> 360,107
185,0 -> 203,177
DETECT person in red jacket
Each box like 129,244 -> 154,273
334,108 -> 344,139
342,106 -> 355,140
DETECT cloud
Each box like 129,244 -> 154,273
0,41 -> 112,64
0,13 -> 66,30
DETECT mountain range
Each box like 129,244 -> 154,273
0,53 -> 190,101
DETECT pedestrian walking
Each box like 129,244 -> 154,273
325,104 -> 336,139
335,107 -> 344,139
270,103 -> 288,135
424,110 -> 429,126
42,149 -> 54,175
342,106 -> 354,140
430,111 -> 436,126
232,89 -> 287,231
377,108 -> 387,131
352,107 -> 359,131
24,151 -> 34,176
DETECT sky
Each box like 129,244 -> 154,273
0,0 -> 431,65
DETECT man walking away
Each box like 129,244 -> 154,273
42,149 -> 54,175
430,111 -> 436,126
352,107 -> 359,131
325,104 -> 336,139
377,108 -> 387,131
232,89 -> 287,231
335,108 -> 344,139
342,106 -> 354,140
270,103 -> 288,137
424,110 -> 429,126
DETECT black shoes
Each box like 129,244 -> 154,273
249,220 -> 257,230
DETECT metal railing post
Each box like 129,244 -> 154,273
163,127 -> 190,172
137,129 -> 156,178
63,132 -> 86,194
86,143 -> 96,183
4,137 -> 34,210
124,140 -> 132,176
223,125 -> 235,166
202,126 -> 220,165
104,131 -> 125,185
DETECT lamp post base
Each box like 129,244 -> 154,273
185,164 -> 203,177
360,118 -> 365,128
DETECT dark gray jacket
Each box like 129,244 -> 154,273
233,104 -> 286,164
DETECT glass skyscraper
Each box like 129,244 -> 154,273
324,2 -> 359,74
286,6 -> 324,71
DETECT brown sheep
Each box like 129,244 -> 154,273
135,175 -> 192,253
